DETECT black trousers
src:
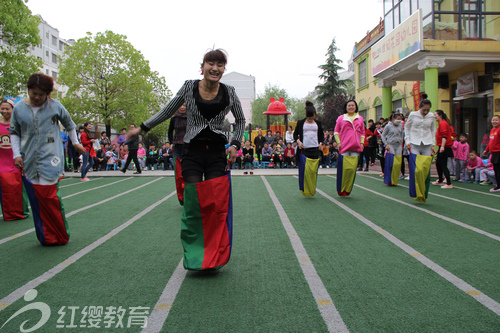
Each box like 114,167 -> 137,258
123,149 -> 141,172
436,148 -> 453,185
493,153 -> 500,188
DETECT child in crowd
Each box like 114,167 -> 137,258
377,137 -> 386,176
272,142 -> 284,168
137,143 -> 146,170
320,142 -> 330,168
453,133 -> 469,182
448,125 -> 457,176
284,142 -> 295,168
479,155 -> 494,185
464,151 -> 483,183
330,141 -> 339,168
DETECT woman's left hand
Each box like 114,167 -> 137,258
227,146 -> 237,163
75,144 -> 86,155
439,146 -> 445,153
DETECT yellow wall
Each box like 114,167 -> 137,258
355,48 -> 416,119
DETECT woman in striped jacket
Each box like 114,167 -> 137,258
129,49 -> 245,183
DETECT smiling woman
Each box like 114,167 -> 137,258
126,48 -> 245,271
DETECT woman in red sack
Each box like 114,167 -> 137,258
0,99 -> 30,220
10,73 -> 85,245
128,49 -> 245,270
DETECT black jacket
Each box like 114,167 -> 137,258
293,118 -> 324,145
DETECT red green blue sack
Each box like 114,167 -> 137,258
0,172 -> 29,221
180,172 -> 233,270
22,176 -> 69,245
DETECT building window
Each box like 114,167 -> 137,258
46,69 -> 49,74
393,99 -> 403,111
376,105 -> 383,120
52,53 -> 57,63
51,71 -> 58,80
59,40 -> 63,51
45,50 -> 49,57
359,110 -> 367,121
359,59 -> 367,88
46,32 -> 49,39
52,35 -> 57,46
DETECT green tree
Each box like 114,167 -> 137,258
251,83 -> 300,129
315,38 -> 347,105
58,31 -> 171,138
317,91 -> 353,131
0,0 -> 42,97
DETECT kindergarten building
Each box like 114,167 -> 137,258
352,0 -> 500,152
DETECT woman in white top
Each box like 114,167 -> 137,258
285,125 -> 294,144
404,94 -> 436,156
293,101 -> 324,159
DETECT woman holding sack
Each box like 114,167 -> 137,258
381,111 -> 404,186
404,95 -> 436,202
0,99 -> 29,221
128,49 -> 245,271
293,101 -> 324,196
10,73 -> 85,245
334,100 -> 365,196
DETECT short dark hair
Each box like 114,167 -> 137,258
459,133 -> 468,138
101,131 -> 106,135
202,49 -> 227,66
344,100 -> 358,113
27,73 -> 54,95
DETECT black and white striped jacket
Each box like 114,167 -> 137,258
142,80 -> 245,146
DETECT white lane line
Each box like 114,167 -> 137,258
0,178 -> 163,245
62,177 -> 133,199
328,176 -> 500,242
59,177 -> 104,188
0,178 -> 129,219
262,176 -> 349,333
142,259 -> 187,333
0,190 -> 176,312
360,174 -> 500,212
316,187 -> 500,316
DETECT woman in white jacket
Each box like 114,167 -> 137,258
404,94 -> 436,156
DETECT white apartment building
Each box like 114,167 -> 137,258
221,71 -> 255,125
30,15 -> 73,95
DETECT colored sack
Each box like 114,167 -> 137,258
0,172 -> 30,221
336,154 -> 359,196
181,172 -> 233,270
408,153 -> 432,203
298,153 -> 320,197
22,176 -> 69,245
174,157 -> 184,206
384,152 -> 402,186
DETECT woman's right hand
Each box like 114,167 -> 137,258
14,157 -> 23,169
127,127 -> 142,140
406,143 -> 411,150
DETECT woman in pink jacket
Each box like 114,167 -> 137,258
333,100 -> 365,196
334,100 -> 365,156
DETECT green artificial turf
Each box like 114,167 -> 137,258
0,175 -> 498,333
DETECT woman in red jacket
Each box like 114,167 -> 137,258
483,115 -> 500,193
432,110 -> 454,188
80,122 -> 95,181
